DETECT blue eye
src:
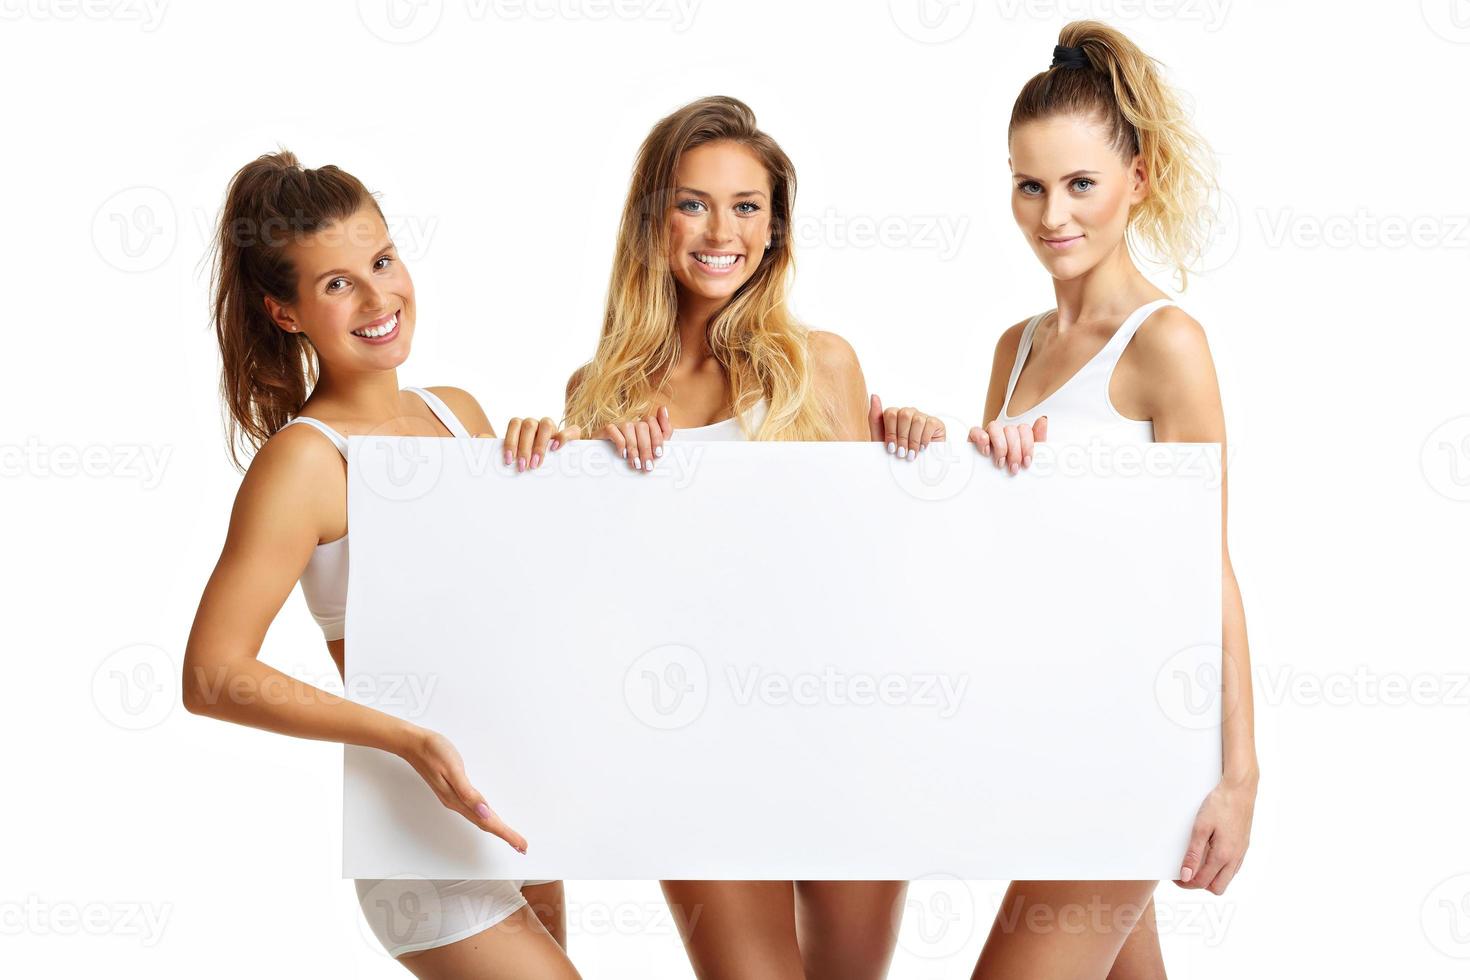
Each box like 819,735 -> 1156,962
1017,180 -> 1042,195
735,201 -> 760,215
677,199 -> 707,214
1071,178 -> 1095,192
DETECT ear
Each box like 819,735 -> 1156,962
1129,154 -> 1149,206
263,295 -> 300,334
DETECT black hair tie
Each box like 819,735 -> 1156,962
1051,44 -> 1090,70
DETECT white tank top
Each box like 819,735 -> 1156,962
998,298 -> 1175,445
677,398 -> 768,441
281,387 -> 472,641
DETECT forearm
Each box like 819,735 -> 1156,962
1221,560 -> 1258,787
182,654 -> 420,756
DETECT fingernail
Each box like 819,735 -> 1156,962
887,442 -> 895,454
646,458 -> 655,471
655,445 -> 663,458
633,457 -> 642,470
907,448 -> 916,461
517,457 -> 526,472
621,448 -> 627,459
503,450 -> 512,465
1023,454 -> 1032,467
476,803 -> 490,819
981,445 -> 990,456
1181,867 -> 1193,882
1010,462 -> 1018,474
531,453 -> 541,469
550,439 -> 560,451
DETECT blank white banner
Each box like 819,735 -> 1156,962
342,437 -> 1222,880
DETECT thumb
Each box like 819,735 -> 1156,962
1178,822 -> 1211,884
1033,415 -> 1049,443
867,394 -> 884,442
656,405 -> 673,439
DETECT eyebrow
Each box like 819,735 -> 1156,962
313,241 -> 395,285
1011,170 -> 1102,181
675,186 -> 769,200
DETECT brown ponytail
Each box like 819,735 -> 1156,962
209,150 -> 382,468
1010,21 -> 1217,288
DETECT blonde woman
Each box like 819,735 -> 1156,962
183,151 -> 580,979
564,96 -> 937,978
965,23 -> 1257,978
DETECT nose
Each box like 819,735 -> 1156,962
1042,192 -> 1071,232
705,206 -> 734,244
358,279 -> 387,312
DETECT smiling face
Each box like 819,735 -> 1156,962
1009,113 -> 1147,281
264,204 -> 414,372
666,140 -> 773,308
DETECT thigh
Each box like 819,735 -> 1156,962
793,880 -> 907,980
521,881 -> 567,950
1106,896 -> 1166,980
972,880 -> 1158,980
660,880 -> 805,980
399,904 -> 580,980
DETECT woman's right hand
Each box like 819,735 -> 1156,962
967,416 -> 1048,474
399,726 -> 528,853
497,417 -> 581,472
602,405 -> 674,472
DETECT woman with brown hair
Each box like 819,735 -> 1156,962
564,95 -> 945,979
183,151 -> 580,979
967,22 -> 1258,978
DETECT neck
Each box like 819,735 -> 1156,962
310,364 -> 404,421
674,290 -> 722,366
1049,241 -> 1158,328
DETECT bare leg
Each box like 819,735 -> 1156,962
398,904 -> 581,980
972,880 -> 1157,980
521,881 -> 568,950
660,880 -> 805,980
793,880 -> 907,980
1106,896 -> 1166,980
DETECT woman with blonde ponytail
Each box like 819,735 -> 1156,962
567,96 -> 933,978
966,22 -> 1257,979
184,151 -> 581,978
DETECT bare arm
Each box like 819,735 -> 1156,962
1134,307 -> 1258,893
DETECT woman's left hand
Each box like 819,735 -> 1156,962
1174,773 -> 1257,895
485,417 -> 581,472
868,394 -> 944,460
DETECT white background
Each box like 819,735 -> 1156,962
2,0 -> 1467,976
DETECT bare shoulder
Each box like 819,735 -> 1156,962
994,317 -> 1030,362
808,329 -> 862,384
423,385 -> 492,435
1132,305 -> 1213,373
237,423 -> 345,523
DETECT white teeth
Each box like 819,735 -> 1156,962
353,314 -> 398,338
695,253 -> 739,268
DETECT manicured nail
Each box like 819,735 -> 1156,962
531,453 -> 541,469
633,457 -> 642,470
620,448 -> 627,459
503,450 -> 512,465
907,448 -> 916,461
517,457 -> 526,472
981,445 -> 990,456
1023,454 -> 1032,467
655,445 -> 663,458
887,442 -> 895,454
1180,867 -> 1193,883
1009,462 -> 1018,474
476,803 -> 490,819
646,457 -> 655,471
550,439 -> 560,451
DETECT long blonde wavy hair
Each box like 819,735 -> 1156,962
1011,20 -> 1219,289
564,96 -> 835,440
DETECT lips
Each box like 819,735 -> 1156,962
1041,235 -> 1083,251
691,252 -> 744,275
351,310 -> 400,342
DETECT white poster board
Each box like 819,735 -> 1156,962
342,437 -> 1221,880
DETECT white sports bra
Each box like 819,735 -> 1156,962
281,387 -> 472,641
998,298 -> 1176,445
